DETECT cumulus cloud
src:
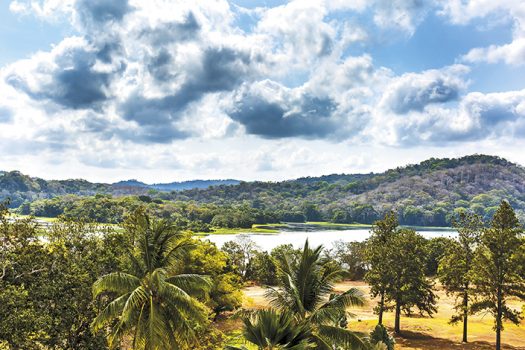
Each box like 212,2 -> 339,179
229,80 -> 341,139
462,38 -> 525,66
373,0 -> 434,36
379,65 -> 469,114
440,0 -> 525,66
1,0 -> 525,179
75,0 -> 133,27
4,37 -> 122,109
371,89 -> 525,146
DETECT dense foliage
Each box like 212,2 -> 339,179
166,155 -> 525,226
20,195 -> 279,230
0,206 -> 242,349
0,206 -> 125,349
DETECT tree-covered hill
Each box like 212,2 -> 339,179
0,171 -> 238,208
166,154 -> 525,226
3,154 -> 525,226
0,171 -> 113,207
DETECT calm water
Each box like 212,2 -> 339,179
203,228 -> 457,251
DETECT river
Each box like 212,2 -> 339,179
203,225 -> 457,251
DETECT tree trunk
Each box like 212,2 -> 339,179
378,291 -> 385,325
462,290 -> 468,343
496,287 -> 502,350
394,300 -> 401,334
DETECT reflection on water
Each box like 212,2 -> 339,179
203,227 -> 457,251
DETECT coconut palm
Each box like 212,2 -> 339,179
91,209 -> 210,349
227,309 -> 315,350
265,240 -> 368,350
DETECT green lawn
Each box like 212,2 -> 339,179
10,214 -> 58,223
194,224 -> 279,236
306,221 -> 373,228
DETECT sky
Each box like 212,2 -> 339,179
0,0 -> 525,183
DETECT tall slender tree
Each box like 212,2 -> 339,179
471,201 -> 525,350
365,212 -> 398,325
91,208 -> 211,349
438,212 -> 483,343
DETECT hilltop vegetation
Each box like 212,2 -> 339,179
3,155 -> 525,226
168,154 -> 525,226
0,171 -> 238,209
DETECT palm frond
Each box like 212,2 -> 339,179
92,272 -> 140,298
321,288 -> 366,310
317,325 -> 369,350
91,293 -> 130,332
166,273 -> 212,294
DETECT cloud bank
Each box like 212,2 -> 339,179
0,0 -> 524,179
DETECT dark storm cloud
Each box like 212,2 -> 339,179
52,64 -> 110,109
140,12 -> 200,46
96,41 -> 123,63
0,107 -> 12,123
229,86 -> 340,139
75,0 -> 133,26
388,78 -> 459,114
147,50 -> 175,82
119,47 -> 252,143
6,46 -> 113,109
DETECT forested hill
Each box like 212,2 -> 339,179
0,171 -> 238,208
167,154 -> 525,226
2,154 -> 525,226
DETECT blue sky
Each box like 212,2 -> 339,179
0,2 -> 71,65
0,0 -> 524,182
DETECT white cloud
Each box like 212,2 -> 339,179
1,0 -> 525,181
378,64 -> 469,114
440,0 -> 525,65
463,38 -> 525,66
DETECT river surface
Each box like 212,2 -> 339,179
203,226 -> 457,251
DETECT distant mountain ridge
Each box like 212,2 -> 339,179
0,171 -> 239,208
113,179 -> 240,191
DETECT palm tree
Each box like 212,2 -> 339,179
91,209 -> 210,349
265,240 -> 368,350
227,309 -> 315,350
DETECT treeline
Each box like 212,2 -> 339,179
17,194 -> 281,231
17,189 -> 524,230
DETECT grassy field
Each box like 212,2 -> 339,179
194,224 -> 281,236
10,214 -> 58,223
305,221 -> 373,228
234,281 -> 525,350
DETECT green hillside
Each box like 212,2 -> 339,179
3,155 -> 525,226
166,154 -> 525,226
